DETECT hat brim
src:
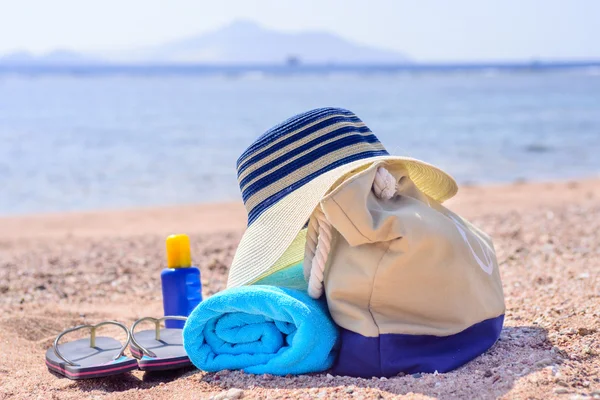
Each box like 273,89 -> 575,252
226,155 -> 458,288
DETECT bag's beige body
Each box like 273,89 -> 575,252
318,162 -> 505,377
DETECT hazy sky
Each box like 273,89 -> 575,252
1,0 -> 598,61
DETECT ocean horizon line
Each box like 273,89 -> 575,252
1,59 -> 600,76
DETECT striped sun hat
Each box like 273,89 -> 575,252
227,107 -> 458,288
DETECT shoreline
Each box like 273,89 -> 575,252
1,177 -> 598,240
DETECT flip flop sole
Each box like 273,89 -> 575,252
130,328 -> 192,371
45,337 -> 138,379
45,356 -> 139,379
130,348 -> 192,371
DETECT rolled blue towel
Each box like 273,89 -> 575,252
182,285 -> 339,375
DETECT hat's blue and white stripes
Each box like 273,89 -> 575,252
237,107 -> 389,226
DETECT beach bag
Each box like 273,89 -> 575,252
304,162 -> 505,378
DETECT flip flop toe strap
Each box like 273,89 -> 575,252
53,321 -> 131,366
130,316 -> 187,358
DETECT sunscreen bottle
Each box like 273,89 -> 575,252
161,234 -> 202,328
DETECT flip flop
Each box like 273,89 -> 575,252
129,316 -> 193,371
45,321 -> 138,379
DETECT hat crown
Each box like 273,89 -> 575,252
237,107 -> 389,225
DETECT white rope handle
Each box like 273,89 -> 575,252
305,166 -> 398,299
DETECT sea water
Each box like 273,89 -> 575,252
0,69 -> 599,215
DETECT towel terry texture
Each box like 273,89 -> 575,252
182,285 -> 339,375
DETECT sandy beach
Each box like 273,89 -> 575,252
1,178 -> 599,400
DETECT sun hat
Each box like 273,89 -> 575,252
226,107 -> 458,288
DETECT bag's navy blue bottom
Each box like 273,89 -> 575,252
332,314 -> 504,378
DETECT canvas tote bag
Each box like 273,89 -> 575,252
311,162 -> 505,378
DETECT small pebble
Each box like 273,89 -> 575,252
484,370 -> 493,378
412,373 -> 422,379
211,388 -> 244,400
535,358 -> 554,367
578,327 -> 595,336
553,388 -> 569,394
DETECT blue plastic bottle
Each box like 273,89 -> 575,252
161,234 -> 202,329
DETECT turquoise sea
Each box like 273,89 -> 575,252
1,67 -> 599,215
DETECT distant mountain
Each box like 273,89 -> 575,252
114,20 -> 410,65
0,50 -> 35,64
0,21 -> 410,66
0,49 -> 98,65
